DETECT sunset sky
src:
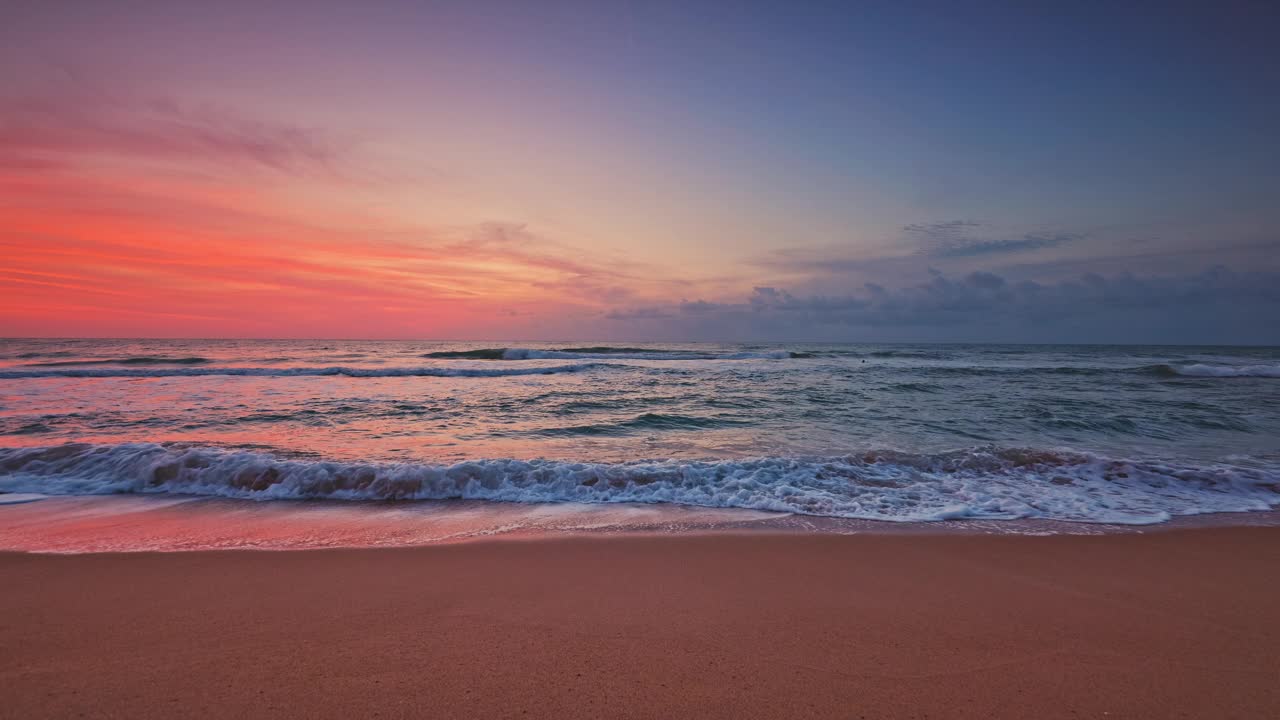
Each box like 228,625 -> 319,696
3,0 -> 1278,342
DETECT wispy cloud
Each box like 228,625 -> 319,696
902,220 -> 981,239
904,221 -> 1084,258
0,73 -> 707,337
3,71 -> 1272,341
0,93 -> 348,179
0,136 -> 693,337
604,307 -> 674,321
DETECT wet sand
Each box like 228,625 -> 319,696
2,528 -> 1278,719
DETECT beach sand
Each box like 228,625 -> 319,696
2,528 -> 1278,719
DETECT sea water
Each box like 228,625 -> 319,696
1,339 -> 1277,550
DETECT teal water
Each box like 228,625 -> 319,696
1,340 -> 1278,526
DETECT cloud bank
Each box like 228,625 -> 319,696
602,267 -> 1280,345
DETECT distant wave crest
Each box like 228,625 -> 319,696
422,347 -> 797,360
2,443 -> 1277,525
0,363 -> 609,379
917,363 -> 1280,379
1147,363 -> 1280,378
22,356 -> 211,368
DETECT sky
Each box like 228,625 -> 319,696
2,0 -> 1278,343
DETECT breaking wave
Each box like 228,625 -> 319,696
912,363 -> 1280,379
0,363 -> 610,380
2,443 -> 1276,525
1147,363 -> 1280,378
422,347 -> 797,360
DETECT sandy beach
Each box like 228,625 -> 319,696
2,527 -> 1278,719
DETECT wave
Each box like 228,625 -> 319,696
888,382 -> 944,393
790,349 -> 953,360
421,349 -> 508,360
2,444 -> 1276,525
22,356 -> 211,368
914,365 -> 1113,377
0,363 -> 610,380
531,413 -> 749,437
7,359 -> 1271,380
862,349 -> 953,359
422,347 -> 797,361
907,363 -> 1280,379
14,350 -> 80,360
3,423 -> 55,435
1146,363 -> 1280,379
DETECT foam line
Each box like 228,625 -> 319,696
2,444 -> 1276,525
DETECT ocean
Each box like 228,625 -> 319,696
2,339 -> 1278,551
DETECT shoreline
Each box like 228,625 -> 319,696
3,526 -> 1279,718
3,494 -> 1280,554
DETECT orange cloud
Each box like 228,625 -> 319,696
0,89 -> 698,338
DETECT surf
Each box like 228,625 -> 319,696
3,443 -> 1277,526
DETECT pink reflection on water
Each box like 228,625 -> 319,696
1,369 -> 772,463
0,497 -> 788,553
7,496 -> 1272,553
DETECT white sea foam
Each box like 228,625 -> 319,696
0,493 -> 47,505
1170,363 -> 1280,378
499,348 -> 791,360
2,444 -> 1276,525
0,363 -> 609,379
